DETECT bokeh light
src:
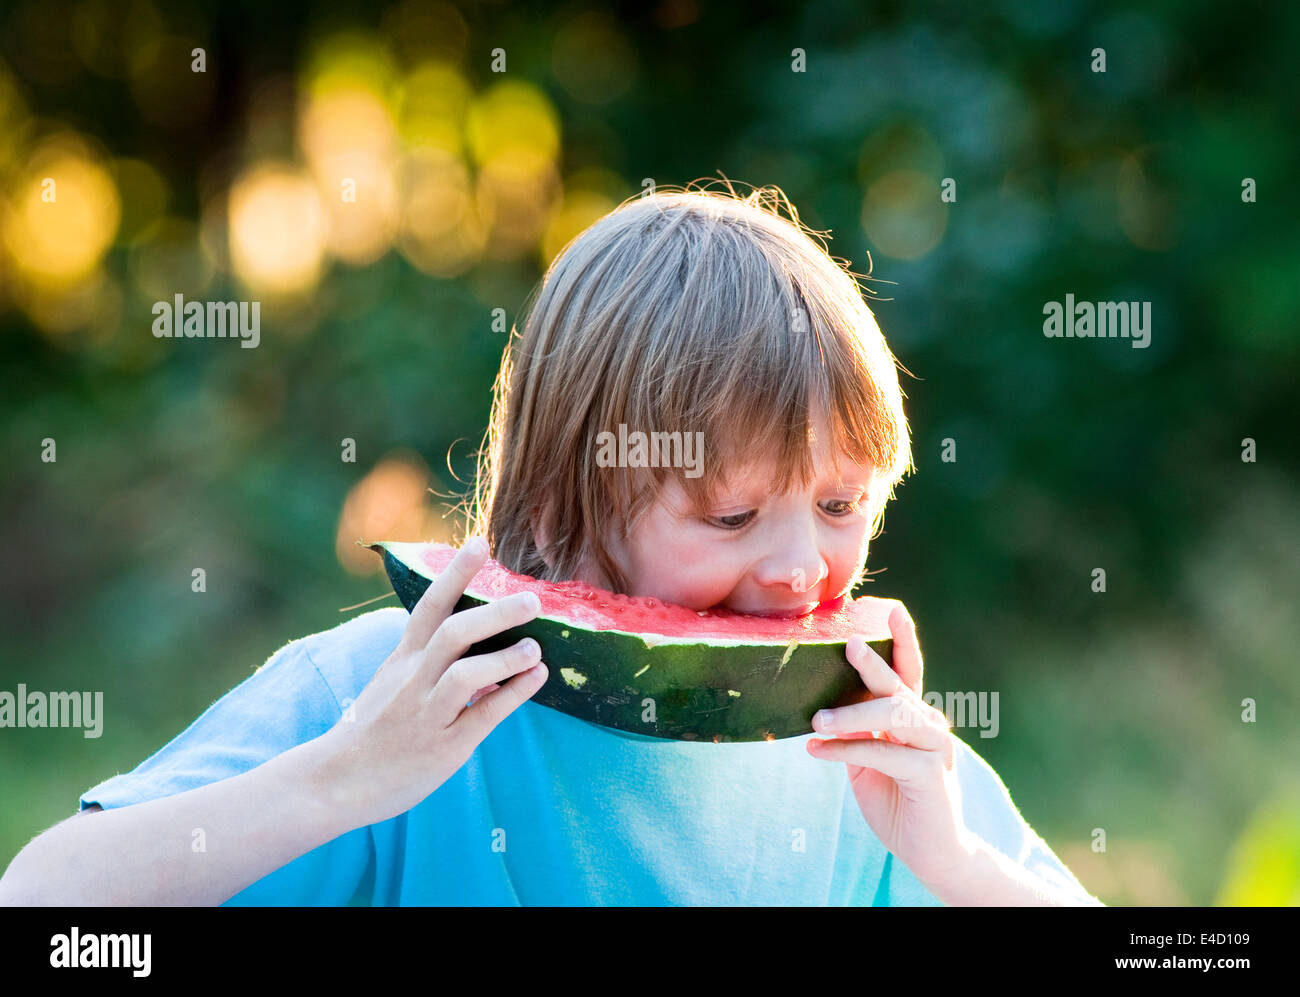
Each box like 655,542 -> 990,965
860,169 -> 948,260
335,452 -> 455,575
399,61 -> 471,155
299,87 -> 400,266
399,147 -> 486,277
465,80 -> 560,178
476,156 -> 561,261
302,31 -> 399,108
2,133 -> 121,291
462,79 -> 563,261
227,163 -> 327,296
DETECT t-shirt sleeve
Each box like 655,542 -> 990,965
78,631 -> 374,906
953,737 -> 1104,904
870,736 -> 1104,906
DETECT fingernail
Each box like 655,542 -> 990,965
525,592 -> 541,611
466,536 -> 487,556
814,710 -> 834,730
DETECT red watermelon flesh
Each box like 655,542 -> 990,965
415,542 -> 891,645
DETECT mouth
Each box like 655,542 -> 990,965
724,602 -> 820,619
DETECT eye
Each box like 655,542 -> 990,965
821,498 -> 861,516
707,510 -> 756,530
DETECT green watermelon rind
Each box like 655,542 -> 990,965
370,542 -> 893,744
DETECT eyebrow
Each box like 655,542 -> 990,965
711,471 -> 872,506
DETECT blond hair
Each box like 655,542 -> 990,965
463,179 -> 913,595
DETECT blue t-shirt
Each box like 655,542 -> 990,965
79,607 -> 1102,906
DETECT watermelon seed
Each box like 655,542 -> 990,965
560,667 -> 588,689
774,639 -> 799,679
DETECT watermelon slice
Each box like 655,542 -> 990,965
368,541 -> 894,743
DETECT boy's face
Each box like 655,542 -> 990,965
589,413 -> 875,616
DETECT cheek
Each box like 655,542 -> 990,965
828,533 -> 870,592
637,537 -> 742,608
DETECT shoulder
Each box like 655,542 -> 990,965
292,607 -> 409,708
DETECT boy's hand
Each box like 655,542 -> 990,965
320,537 -> 548,829
806,602 -> 981,892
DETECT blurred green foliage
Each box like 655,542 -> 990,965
2,0 -> 1298,906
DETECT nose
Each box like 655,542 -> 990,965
751,523 -> 828,595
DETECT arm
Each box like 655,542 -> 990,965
1,539 -> 547,907
812,609 -> 1103,907
925,835 -> 1104,906
0,733 -> 354,907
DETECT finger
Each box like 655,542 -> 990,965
399,537 -> 490,653
806,737 -> 933,781
424,590 -> 542,684
813,695 -> 949,751
887,603 -> 924,696
427,637 -> 544,722
467,683 -> 500,707
450,660 -> 549,743
808,734 -> 956,779
846,634 -> 906,698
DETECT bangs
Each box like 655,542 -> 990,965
608,227 -> 906,532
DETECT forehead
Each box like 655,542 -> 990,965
656,441 -> 874,515
715,409 -> 872,486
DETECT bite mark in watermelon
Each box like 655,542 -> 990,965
368,540 -> 894,743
